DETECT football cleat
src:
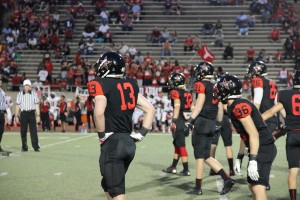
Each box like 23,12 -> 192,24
162,166 -> 177,174
209,169 -> 218,176
220,179 -> 235,195
178,170 -> 191,176
186,188 -> 203,195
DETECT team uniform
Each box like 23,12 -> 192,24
277,89 -> 300,169
211,113 -> 232,146
5,96 -> 13,125
192,80 -> 219,159
87,77 -> 139,197
47,96 -> 60,120
251,76 -> 278,132
59,101 -> 67,122
228,98 -> 277,186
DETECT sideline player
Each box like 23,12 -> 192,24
216,74 -> 276,200
87,52 -> 156,200
262,70 -> 300,200
162,72 -> 191,176
47,92 -> 60,131
235,61 -> 278,176
0,79 -> 10,156
58,95 -> 68,132
185,62 -> 235,195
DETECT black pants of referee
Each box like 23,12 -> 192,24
0,111 -> 5,144
20,111 -> 39,150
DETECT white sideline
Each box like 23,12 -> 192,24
0,134 -> 95,159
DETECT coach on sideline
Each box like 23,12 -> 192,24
15,79 -> 41,152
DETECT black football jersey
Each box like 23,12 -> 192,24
278,89 -> 300,130
193,80 -> 218,119
170,89 -> 193,112
87,77 -> 139,133
228,98 -> 274,148
251,76 -> 277,123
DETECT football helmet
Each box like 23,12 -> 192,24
168,72 -> 186,88
215,74 -> 243,103
293,70 -> 300,88
194,61 -> 214,81
246,61 -> 267,79
95,52 -> 125,78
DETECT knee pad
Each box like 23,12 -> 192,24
179,147 -> 188,157
174,145 -> 180,155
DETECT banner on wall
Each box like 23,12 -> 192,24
139,86 -> 163,96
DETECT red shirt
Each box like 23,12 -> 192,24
12,76 -> 21,84
144,56 -> 153,64
59,101 -> 67,113
247,49 -> 255,57
41,101 -> 50,113
271,29 -> 280,40
85,100 -> 94,111
45,61 -> 53,74
185,38 -> 193,46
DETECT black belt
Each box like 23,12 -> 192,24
21,110 -> 35,113
0,110 -> 5,113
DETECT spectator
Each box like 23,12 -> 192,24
50,32 -> 60,49
278,67 -> 289,84
238,22 -> 249,36
11,73 -> 22,91
82,22 -> 96,38
214,20 -> 223,34
150,27 -> 161,43
136,67 -> 144,87
76,3 -> 86,17
118,41 -> 129,56
169,30 -> 177,43
161,40 -> 174,57
270,26 -> 281,43
28,36 -> 38,49
119,2 -> 129,16
122,15 -> 133,32
32,77 -> 43,90
109,9 -> 121,24
100,9 -> 109,24
84,38 -> 94,55
61,42 -> 71,57
133,51 -> 143,64
223,43 -> 234,60
17,33 -> 27,50
257,49 -> 266,62
132,3 -> 141,21
67,67 -> 75,91
95,0 -> 106,14
242,76 -> 250,92
144,52 -> 153,65
274,49 -> 282,63
128,45 -> 137,58
103,29 -> 112,43
184,35 -> 194,53
86,12 -> 95,23
161,27 -> 170,43
245,46 -> 255,63
214,30 -> 224,47
60,57 -> 69,79
45,60 -> 53,83
174,2 -> 182,15
64,28 -> 73,41
248,14 -> 256,29
283,37 -> 294,60
98,22 -> 110,34
236,12 -> 248,28
87,65 -> 95,82
5,34 -> 14,45
249,1 -> 261,15
164,0 -> 172,15
143,66 -> 152,86
261,9 -> 270,24
193,36 -> 201,51
202,22 -> 214,35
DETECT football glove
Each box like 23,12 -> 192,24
171,118 -> 177,133
184,117 -> 195,133
247,155 -> 259,181
130,132 -> 144,142
272,125 -> 287,140
98,132 -> 114,144
234,153 -> 244,174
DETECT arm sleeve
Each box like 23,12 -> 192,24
87,80 -> 104,97
253,88 -> 263,104
233,102 -> 253,120
170,90 -> 180,100
193,82 -> 205,94
16,93 -> 21,105
33,92 -> 39,104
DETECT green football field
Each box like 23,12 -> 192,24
0,132 -> 297,200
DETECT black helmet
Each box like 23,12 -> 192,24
168,72 -> 186,88
194,61 -> 214,81
246,61 -> 267,79
293,70 -> 300,88
95,52 -> 125,78
215,74 -> 243,103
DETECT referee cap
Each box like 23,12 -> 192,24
23,79 -> 32,86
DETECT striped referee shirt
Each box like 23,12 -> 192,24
16,91 -> 40,111
0,88 -> 6,111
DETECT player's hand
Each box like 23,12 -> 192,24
130,132 -> 144,142
171,118 -> 177,133
234,159 -> 242,174
36,116 -> 41,124
272,125 -> 287,140
247,160 -> 259,181
184,122 -> 193,132
98,132 -> 114,144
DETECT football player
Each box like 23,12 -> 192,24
162,72 -> 191,176
185,62 -> 235,195
215,74 -> 277,200
261,70 -> 300,200
235,61 -> 278,177
87,52 -> 155,200
47,92 -> 60,131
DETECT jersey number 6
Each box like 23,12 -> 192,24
292,94 -> 300,116
117,83 -> 136,111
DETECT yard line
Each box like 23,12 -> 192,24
0,134 -> 95,160
215,175 -> 228,200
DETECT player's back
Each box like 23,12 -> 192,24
88,77 -> 139,134
278,89 -> 300,130
170,89 -> 193,113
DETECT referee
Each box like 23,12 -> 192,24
0,78 -> 10,156
15,80 -> 41,152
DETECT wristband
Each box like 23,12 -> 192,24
187,117 -> 196,125
140,127 -> 149,137
216,121 -> 222,127
97,131 -> 105,139
237,153 -> 244,160
172,118 -> 177,123
249,154 -> 257,161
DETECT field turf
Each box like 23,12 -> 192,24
0,132 -> 297,200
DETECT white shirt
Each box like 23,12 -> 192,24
119,45 -> 129,56
279,70 -> 288,79
38,70 -> 48,82
100,11 -> 108,19
32,81 -> 43,90
99,24 -> 110,33
16,91 -> 39,111
0,88 -> 6,111
47,96 -> 60,110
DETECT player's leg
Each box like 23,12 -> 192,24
209,131 -> 220,176
162,144 -> 179,174
288,168 -> 298,200
53,110 -> 58,131
176,118 -> 190,175
87,110 -> 91,131
250,184 -> 267,200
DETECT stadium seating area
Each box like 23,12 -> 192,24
1,0 -> 299,90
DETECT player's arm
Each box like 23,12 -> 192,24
190,93 -> 205,119
94,95 -> 107,132
261,103 -> 284,121
216,102 -> 224,123
173,99 -> 180,119
252,78 -> 263,109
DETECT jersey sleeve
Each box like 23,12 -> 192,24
87,80 -> 104,97
232,102 -> 253,120
170,90 -> 180,100
277,90 -> 284,103
193,82 -> 205,94
251,77 -> 263,89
